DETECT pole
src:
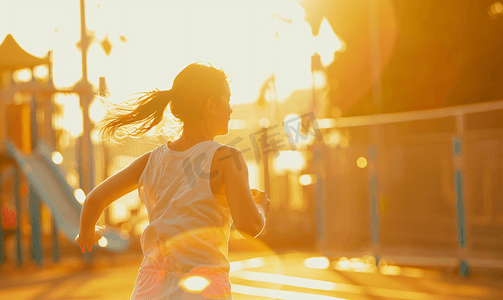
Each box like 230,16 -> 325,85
367,0 -> 383,269
30,68 -> 38,151
314,143 -> 324,250
368,144 -> 380,268
79,0 -> 95,194
29,189 -> 42,266
310,53 -> 322,118
368,0 -> 383,111
80,0 -> 89,84
311,52 -> 325,250
454,115 -> 469,278
52,215 -> 60,263
45,51 -> 56,148
271,75 -> 280,126
79,0 -> 95,266
14,168 -> 22,267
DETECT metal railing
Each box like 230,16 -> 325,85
317,100 -> 503,277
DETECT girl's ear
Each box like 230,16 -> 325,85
204,96 -> 218,114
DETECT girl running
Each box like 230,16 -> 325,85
75,62 -> 271,299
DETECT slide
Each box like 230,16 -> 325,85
5,140 -> 129,252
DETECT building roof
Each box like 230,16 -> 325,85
0,34 -> 49,71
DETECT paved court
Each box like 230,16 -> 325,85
1,251 -> 502,299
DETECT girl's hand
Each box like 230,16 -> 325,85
75,225 -> 106,253
251,189 -> 271,218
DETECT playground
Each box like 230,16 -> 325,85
0,33 -> 134,269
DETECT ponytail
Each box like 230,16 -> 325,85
98,89 -> 173,142
98,62 -> 228,142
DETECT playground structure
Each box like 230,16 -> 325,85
0,34 -> 129,268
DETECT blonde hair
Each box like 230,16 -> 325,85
99,63 -> 228,142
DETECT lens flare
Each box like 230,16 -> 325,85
74,189 -> 86,204
12,68 -> 32,83
274,151 -> 306,174
33,65 -> 49,81
357,157 -> 368,168
299,174 -> 316,186
338,257 -> 351,270
259,118 -> 270,128
304,256 -> 330,269
180,276 -> 210,293
98,237 -> 108,247
51,151 -> 63,164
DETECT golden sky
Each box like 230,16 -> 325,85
0,0 -> 341,105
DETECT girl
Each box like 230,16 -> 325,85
75,63 -> 271,299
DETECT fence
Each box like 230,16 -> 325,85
317,100 -> 503,276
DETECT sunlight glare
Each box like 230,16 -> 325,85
314,118 -> 336,129
1,0 -> 342,105
230,261 -> 244,272
89,97 -> 107,123
230,257 -> 266,272
232,284 -> 348,300
180,276 -> 210,293
304,256 -> 330,269
33,65 -> 49,81
12,68 -> 32,83
54,93 -> 83,138
87,42 -> 109,84
90,129 -> 101,144
279,1 -> 306,21
327,130 -> 342,147
112,203 -> 130,223
299,174 -> 316,186
274,151 -> 305,174
98,236 -> 108,247
232,268 -> 432,299
231,271 -> 336,291
357,157 -> 368,168
51,151 -> 63,164
349,258 -> 365,272
246,257 -> 266,269
134,219 -> 149,236
379,265 -> 402,276
74,188 -> 86,204
338,257 -> 351,270
315,17 -> 342,66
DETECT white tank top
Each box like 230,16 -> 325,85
138,140 -> 232,273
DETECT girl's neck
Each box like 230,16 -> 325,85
180,122 -> 215,145
168,130 -> 214,152
181,132 -> 213,144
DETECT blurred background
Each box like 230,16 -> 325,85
1,0 -> 503,299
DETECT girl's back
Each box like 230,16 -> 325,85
133,140 -> 234,299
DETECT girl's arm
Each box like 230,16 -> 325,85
219,146 -> 270,238
78,151 -> 151,241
